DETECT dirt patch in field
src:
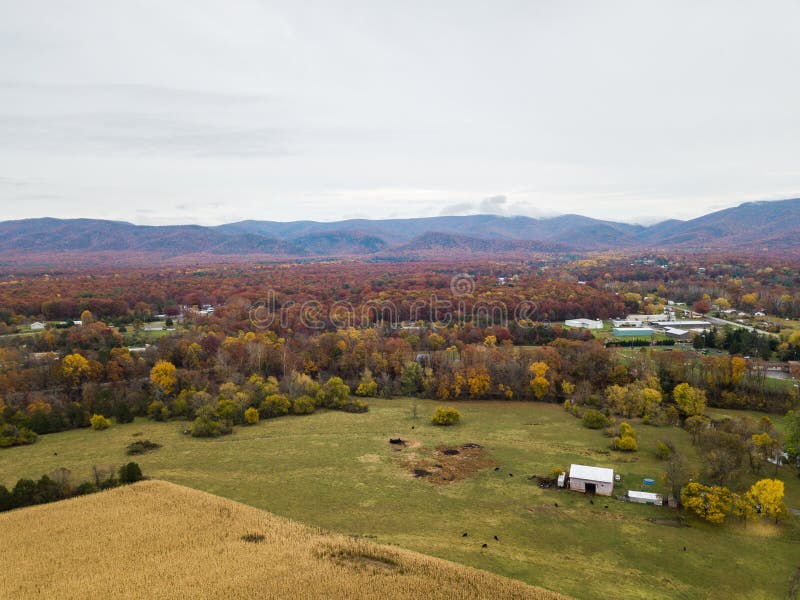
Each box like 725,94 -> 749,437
406,443 -> 496,484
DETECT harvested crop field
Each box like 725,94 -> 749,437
0,480 -> 564,599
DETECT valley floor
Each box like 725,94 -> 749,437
1,399 -> 798,599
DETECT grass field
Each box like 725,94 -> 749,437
1,399 -> 799,599
0,480 -> 559,599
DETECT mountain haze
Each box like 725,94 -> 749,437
0,199 -> 798,263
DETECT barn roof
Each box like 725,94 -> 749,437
627,490 -> 662,501
569,464 -> 614,483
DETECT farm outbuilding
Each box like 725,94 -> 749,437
568,464 -> 614,496
627,491 -> 663,505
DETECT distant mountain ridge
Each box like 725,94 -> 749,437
0,198 -> 798,261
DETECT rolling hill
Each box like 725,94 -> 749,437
0,198 -> 798,263
0,480 -> 562,599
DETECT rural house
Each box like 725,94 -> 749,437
568,464 -> 614,496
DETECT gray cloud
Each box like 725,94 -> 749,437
0,1 -> 798,224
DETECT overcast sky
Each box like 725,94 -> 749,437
1,1 -> 799,225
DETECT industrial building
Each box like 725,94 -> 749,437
612,327 -> 654,337
564,318 -> 604,329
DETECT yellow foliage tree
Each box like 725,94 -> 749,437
747,479 -> 788,523
467,368 -> 491,398
681,482 -> 732,524
673,383 -> 706,416
730,356 -> 747,386
61,353 -> 90,388
150,360 -> 178,396
529,361 -> 549,379
530,376 -> 549,400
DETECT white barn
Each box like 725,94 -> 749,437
568,464 -> 614,496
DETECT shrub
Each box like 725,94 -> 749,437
72,481 -> 98,496
89,414 -> 111,430
655,441 -> 672,460
341,400 -> 369,413
190,406 -> 232,438
0,423 -> 37,448
260,394 -> 291,419
118,462 -> 143,484
147,400 -> 169,422
318,376 -> 350,409
582,409 -> 609,429
244,407 -> 260,425
292,396 -> 316,415
113,402 -> 134,424
613,435 -> 638,451
126,439 -> 161,455
431,407 -> 460,426
355,380 -> 378,397
618,422 -> 636,439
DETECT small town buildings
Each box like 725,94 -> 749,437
664,327 -> 690,338
610,319 -> 640,327
568,464 -> 614,496
564,318 -> 603,330
612,327 -> 654,337
657,320 -> 710,330
30,322 -> 45,330
627,491 -> 663,505
627,314 -> 670,322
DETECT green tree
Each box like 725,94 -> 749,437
118,462 -> 143,484
399,361 -> 424,395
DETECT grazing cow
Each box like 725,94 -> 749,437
493,535 -> 499,541
554,502 -> 559,507
462,532 -> 468,537
481,543 -> 488,549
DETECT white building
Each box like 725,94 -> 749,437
30,322 -> 45,330
664,327 -> 690,338
627,490 -> 663,505
568,464 -> 615,496
657,320 -> 710,330
627,314 -> 670,322
564,318 -> 603,330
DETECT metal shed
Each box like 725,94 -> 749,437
568,464 -> 614,496
627,491 -> 663,505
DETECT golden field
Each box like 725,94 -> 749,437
0,480 -> 565,599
